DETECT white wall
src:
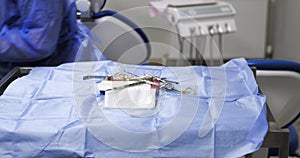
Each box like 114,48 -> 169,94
222,0 -> 268,59
272,0 -> 300,62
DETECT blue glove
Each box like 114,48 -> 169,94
0,0 -> 87,78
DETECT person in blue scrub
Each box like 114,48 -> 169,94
0,0 -> 90,79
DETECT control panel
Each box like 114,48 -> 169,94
166,1 -> 237,37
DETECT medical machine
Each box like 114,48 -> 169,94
165,1 -> 236,37
150,0 -> 237,65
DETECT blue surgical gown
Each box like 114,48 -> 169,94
0,0 -> 88,78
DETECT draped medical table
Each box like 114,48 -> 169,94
0,58 -> 268,158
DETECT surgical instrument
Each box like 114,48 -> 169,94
83,75 -> 109,80
104,81 -> 147,91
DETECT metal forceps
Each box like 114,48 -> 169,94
83,75 -> 109,80
114,71 -> 160,87
105,81 -> 147,91
147,75 -> 196,95
160,82 -> 197,95
114,70 -> 197,95
123,70 -> 161,86
147,75 -> 179,85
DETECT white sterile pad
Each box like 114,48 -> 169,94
98,81 -> 157,109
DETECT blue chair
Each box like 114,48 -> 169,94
248,59 -> 300,156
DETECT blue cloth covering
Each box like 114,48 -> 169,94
0,0 -> 92,79
0,58 -> 268,158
